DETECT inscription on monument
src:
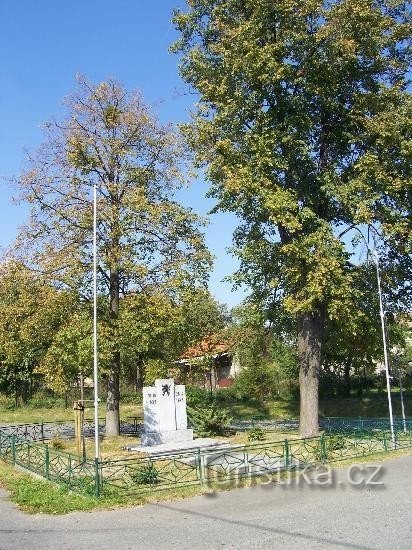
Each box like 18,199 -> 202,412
141,378 -> 193,446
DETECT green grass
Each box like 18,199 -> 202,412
318,390 -> 411,418
0,390 -> 410,426
1,447 -> 411,515
0,461 -> 100,514
226,390 -> 411,421
0,403 -> 143,425
0,461 -> 205,514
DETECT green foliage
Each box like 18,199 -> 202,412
188,404 -> 231,436
27,392 -> 64,409
119,390 -> 143,405
0,462 -> 99,514
229,302 -> 299,400
247,426 -> 266,442
173,0 -> 412,433
232,362 -> 278,400
0,262 -> 78,402
186,386 -> 213,406
326,434 -> 346,452
129,463 -> 158,485
50,436 -> 66,451
143,359 -> 169,386
11,76 -> 213,427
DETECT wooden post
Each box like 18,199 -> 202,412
73,401 -> 85,458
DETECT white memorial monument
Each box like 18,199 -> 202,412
141,378 -> 193,446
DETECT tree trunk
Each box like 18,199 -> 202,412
106,266 -> 120,436
135,354 -> 144,391
343,362 -> 351,398
298,311 -> 324,437
106,358 -> 120,435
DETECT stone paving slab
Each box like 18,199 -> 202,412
126,437 -> 231,456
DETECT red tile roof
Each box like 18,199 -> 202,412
180,333 -> 233,359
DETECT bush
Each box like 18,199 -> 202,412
188,404 -> 231,437
231,363 -> 279,400
29,395 -> 63,409
186,387 -> 213,406
120,391 -> 143,405
326,434 -> 346,452
186,386 -> 249,406
129,463 -> 158,485
212,387 -> 242,403
0,394 -> 15,409
247,426 -> 266,442
50,435 -> 66,450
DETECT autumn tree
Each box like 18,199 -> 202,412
118,287 -> 228,387
13,77 -> 211,435
0,261 -> 76,404
228,301 -> 298,400
173,0 -> 412,435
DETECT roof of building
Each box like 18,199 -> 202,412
180,333 -> 233,360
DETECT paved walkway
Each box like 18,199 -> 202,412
0,455 -> 411,549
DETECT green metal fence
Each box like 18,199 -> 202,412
1,424 -> 411,498
322,416 -> 412,433
0,430 -> 99,493
0,417 -> 141,442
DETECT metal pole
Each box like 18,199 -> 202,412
93,182 -> 100,461
398,366 -> 407,433
373,249 -> 395,449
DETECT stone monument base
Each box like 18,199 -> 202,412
141,428 -> 193,446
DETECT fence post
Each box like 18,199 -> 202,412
383,431 -> 388,452
196,448 -> 204,487
244,447 -> 250,480
11,435 -> 16,464
320,434 -> 327,463
94,458 -> 101,497
45,445 -> 50,480
284,439 -> 290,469
41,422 -> 45,443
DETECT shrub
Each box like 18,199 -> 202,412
186,387 -> 213,406
231,362 -> 279,400
326,434 -> 346,452
120,391 -> 143,405
28,392 -> 65,409
50,435 -> 66,450
247,426 -> 266,442
188,404 -> 231,437
212,387 -> 242,403
129,463 -> 158,485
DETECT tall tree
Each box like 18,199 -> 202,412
173,0 -> 412,435
0,261 -> 75,404
13,77 -> 211,435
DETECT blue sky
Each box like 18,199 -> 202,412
0,0 -> 245,307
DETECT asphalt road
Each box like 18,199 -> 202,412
0,455 -> 411,550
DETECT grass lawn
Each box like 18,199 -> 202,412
226,390 -> 411,421
0,390 -> 410,426
0,460 -> 204,514
0,403 -> 143,425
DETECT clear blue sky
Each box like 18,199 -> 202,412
0,0 -> 246,307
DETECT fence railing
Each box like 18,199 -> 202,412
322,416 -> 412,433
1,421 -> 411,498
0,416 -> 144,442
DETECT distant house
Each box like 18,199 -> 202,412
179,333 -> 241,389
